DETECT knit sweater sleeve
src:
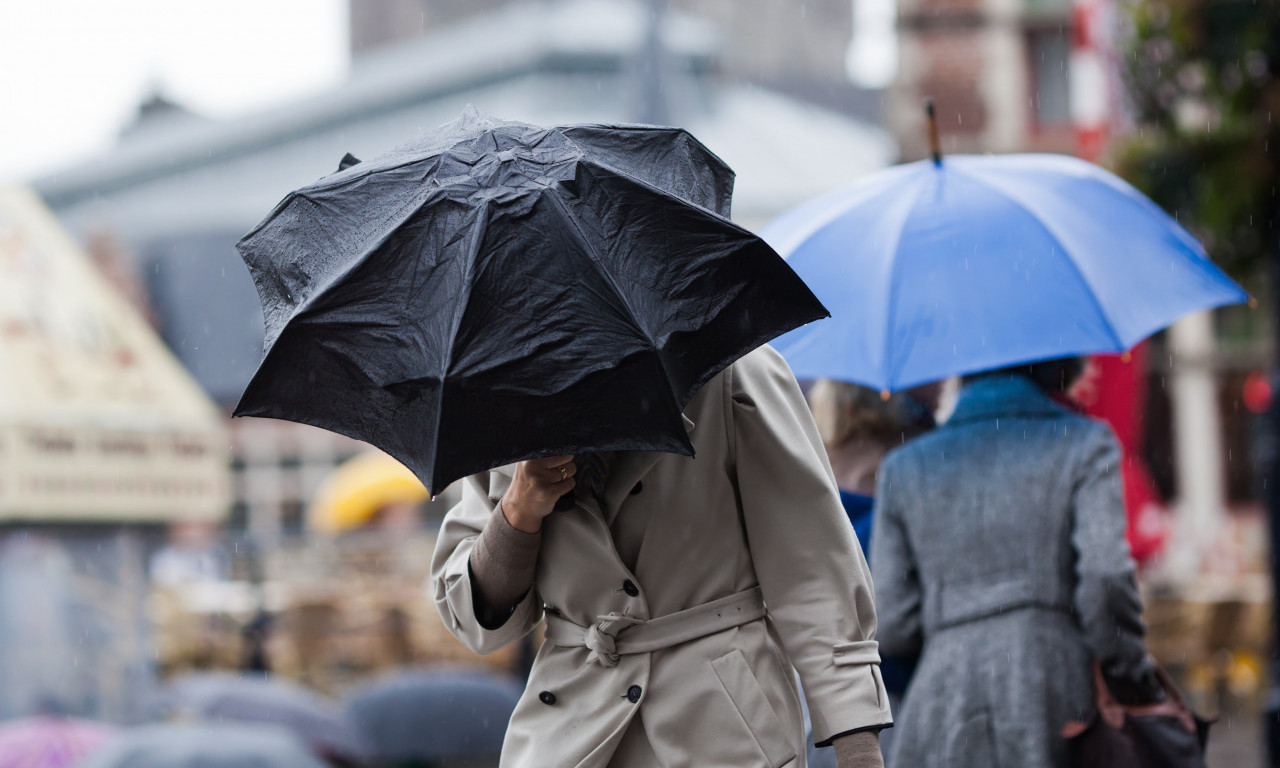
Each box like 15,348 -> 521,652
467,502 -> 542,630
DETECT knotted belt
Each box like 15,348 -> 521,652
543,586 -> 767,668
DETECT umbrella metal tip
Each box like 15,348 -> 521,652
1121,351 -> 1132,363
880,389 -> 891,401
1249,295 -> 1259,309
924,98 -> 942,167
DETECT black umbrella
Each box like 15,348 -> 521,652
159,673 -> 361,762
344,668 -> 522,765
235,108 -> 826,493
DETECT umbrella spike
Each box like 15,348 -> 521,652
925,99 -> 942,167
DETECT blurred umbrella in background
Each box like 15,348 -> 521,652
235,107 -> 826,495
160,673 -> 361,765
76,723 -> 327,768
307,451 -> 430,533
344,668 -> 522,766
762,151 -> 1248,392
0,717 -> 115,768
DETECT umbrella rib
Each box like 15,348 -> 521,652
948,166 -> 1126,351
880,174 -> 936,389
763,164 -> 920,260
542,190 -> 654,347
539,188 -> 691,421
432,200 -> 491,486
252,187 -> 444,355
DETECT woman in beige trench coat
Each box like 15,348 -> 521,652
431,345 -> 892,768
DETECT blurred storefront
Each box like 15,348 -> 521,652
0,187 -> 230,721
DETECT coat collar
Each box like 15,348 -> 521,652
601,413 -> 695,524
487,414 -> 695,524
945,375 -> 1069,427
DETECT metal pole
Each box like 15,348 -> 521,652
634,0 -> 670,125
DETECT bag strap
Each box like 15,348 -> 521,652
1089,661 -> 1197,733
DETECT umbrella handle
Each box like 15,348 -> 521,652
925,99 -> 942,166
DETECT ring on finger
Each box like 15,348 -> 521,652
558,465 -> 569,481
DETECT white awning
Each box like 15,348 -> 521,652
0,187 -> 230,522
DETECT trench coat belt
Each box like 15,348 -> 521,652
543,586 -> 767,668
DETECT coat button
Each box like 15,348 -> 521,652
626,685 -> 642,703
629,481 -> 643,495
539,691 -> 557,705
622,579 -> 639,597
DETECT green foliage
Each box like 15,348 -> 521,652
1116,0 -> 1280,277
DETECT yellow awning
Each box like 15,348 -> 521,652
0,187 -> 229,522
308,451 -> 429,533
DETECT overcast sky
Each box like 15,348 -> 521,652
0,0 -> 348,182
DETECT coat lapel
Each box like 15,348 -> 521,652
602,414 -> 695,525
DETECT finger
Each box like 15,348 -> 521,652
543,461 -> 576,484
537,455 -> 575,469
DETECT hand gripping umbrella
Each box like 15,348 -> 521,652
235,108 -> 826,494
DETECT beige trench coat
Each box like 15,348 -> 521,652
431,346 -> 891,768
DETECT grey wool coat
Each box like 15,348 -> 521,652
431,345 -> 892,768
870,375 -> 1154,768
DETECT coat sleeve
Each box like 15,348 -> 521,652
728,347 -> 893,744
1070,423 -> 1158,694
430,472 -> 544,654
868,452 -> 923,657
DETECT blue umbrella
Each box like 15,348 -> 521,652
761,152 -> 1248,391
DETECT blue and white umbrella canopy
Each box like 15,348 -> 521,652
761,153 -> 1248,391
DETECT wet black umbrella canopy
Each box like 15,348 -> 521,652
235,108 -> 827,494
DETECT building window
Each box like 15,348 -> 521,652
1028,28 -> 1071,127
281,500 -> 306,534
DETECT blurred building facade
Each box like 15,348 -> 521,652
889,0 -> 1075,160
33,0 -> 895,539
883,0 -> 1269,585
349,0 -> 877,117
0,188 -> 232,722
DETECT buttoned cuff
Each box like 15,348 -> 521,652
806,659 -> 893,745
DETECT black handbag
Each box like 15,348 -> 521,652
1061,662 -> 1213,768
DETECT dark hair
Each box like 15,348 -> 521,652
964,356 -> 1086,393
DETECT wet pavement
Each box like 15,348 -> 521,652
1208,706 -> 1263,768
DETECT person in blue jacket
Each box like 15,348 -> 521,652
804,379 -> 938,766
809,380 -> 939,553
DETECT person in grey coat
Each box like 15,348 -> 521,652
870,359 -> 1163,768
